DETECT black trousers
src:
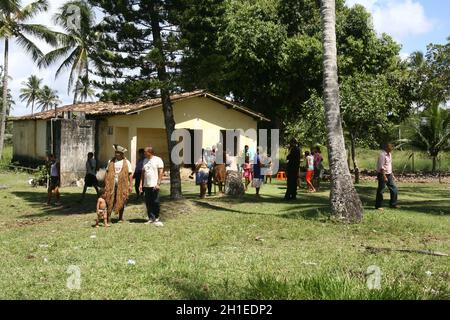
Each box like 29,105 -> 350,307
285,168 -> 298,200
143,187 -> 160,220
207,171 -> 213,195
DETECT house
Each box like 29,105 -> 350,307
10,90 -> 270,186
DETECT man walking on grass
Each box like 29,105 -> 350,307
139,146 -> 164,225
375,143 -> 399,210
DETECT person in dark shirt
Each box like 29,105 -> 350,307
133,149 -> 145,200
284,139 -> 301,200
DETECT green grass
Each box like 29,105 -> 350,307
0,145 -> 12,170
0,171 -> 448,300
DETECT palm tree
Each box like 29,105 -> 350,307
320,0 -> 363,223
0,0 -> 57,159
410,103 -> 450,173
0,66 -> 14,116
19,75 -> 42,115
37,85 -> 61,112
74,75 -> 95,102
38,0 -> 99,104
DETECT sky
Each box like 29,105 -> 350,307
2,0 -> 450,116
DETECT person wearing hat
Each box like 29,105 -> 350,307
104,144 -> 133,222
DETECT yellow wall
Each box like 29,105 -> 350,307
12,120 -> 47,160
100,96 -> 259,168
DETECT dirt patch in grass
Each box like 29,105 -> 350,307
0,216 -> 53,229
160,198 -> 197,219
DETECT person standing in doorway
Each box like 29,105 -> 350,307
285,139 -> 301,200
133,148 -> 145,200
104,145 -> 133,223
139,146 -> 164,224
47,154 -> 61,206
375,143 -> 399,210
81,152 -> 99,201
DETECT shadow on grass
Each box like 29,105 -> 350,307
355,185 -> 450,216
13,190 -> 99,218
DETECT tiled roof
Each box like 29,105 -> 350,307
10,90 -> 270,122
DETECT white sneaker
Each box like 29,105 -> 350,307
155,218 -> 160,222
144,220 -> 153,225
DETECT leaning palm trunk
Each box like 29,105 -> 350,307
320,0 -> 363,223
0,38 -> 9,160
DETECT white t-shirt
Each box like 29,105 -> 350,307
307,155 -> 314,171
142,156 -> 164,188
108,159 -> 132,183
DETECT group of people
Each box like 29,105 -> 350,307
192,144 -> 273,198
46,145 -> 164,228
44,140 -> 399,228
284,139 -> 325,200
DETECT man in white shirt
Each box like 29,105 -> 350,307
139,146 -> 164,224
375,143 -> 399,210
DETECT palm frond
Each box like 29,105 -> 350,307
18,23 -> 58,46
17,0 -> 49,21
14,33 -> 44,61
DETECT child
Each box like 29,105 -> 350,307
96,193 -> 109,228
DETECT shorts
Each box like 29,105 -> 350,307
49,176 -> 60,191
252,178 -> 264,188
97,209 -> 107,220
306,170 -> 314,183
85,173 -> 98,187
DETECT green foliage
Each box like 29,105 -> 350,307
405,103 -> 450,172
340,72 -> 411,148
408,37 -> 450,108
19,75 -> 42,113
36,85 -> 60,112
89,0 -> 185,102
38,0 -> 99,103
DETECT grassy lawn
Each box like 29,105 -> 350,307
0,171 -> 448,300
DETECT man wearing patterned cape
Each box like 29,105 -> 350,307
104,145 -> 133,223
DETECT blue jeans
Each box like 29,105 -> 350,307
143,187 -> 160,220
375,173 -> 398,208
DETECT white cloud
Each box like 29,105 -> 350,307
346,0 -> 435,40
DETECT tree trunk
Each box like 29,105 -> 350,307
150,1 -> 182,199
31,99 -> 35,115
350,133 -> 359,184
0,38 -> 9,160
432,155 -> 437,174
320,0 -> 363,223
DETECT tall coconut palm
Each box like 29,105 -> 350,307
74,75 -> 95,102
37,85 -> 61,112
38,0 -> 99,104
320,0 -> 363,223
0,0 -> 57,159
19,75 -> 42,115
